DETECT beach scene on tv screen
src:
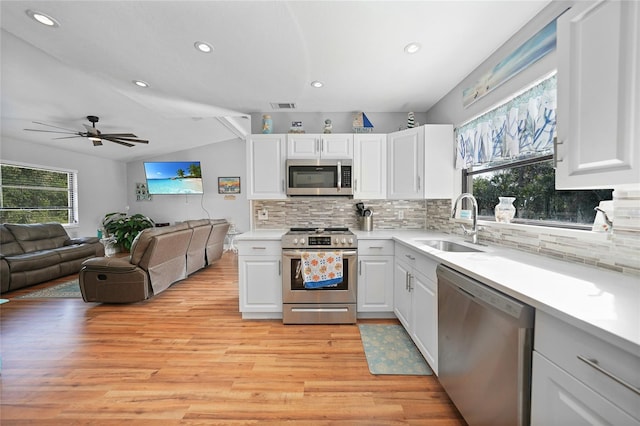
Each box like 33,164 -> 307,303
144,161 -> 204,194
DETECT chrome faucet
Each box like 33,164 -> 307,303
451,193 -> 479,244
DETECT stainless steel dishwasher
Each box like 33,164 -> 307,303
437,264 -> 534,426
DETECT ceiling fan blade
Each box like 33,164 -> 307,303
104,137 -> 149,144
101,137 -> 135,147
24,128 -> 78,135
52,135 -> 84,140
92,139 -> 103,147
30,121 -> 79,132
98,133 -> 138,138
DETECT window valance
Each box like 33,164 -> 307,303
455,73 -> 557,170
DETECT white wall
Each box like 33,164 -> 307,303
1,136 -> 128,238
125,138 -> 250,233
425,1 -> 571,127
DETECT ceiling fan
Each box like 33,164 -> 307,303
24,115 -> 149,147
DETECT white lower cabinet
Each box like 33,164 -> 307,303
531,311 -> 640,425
237,240 -> 282,318
357,240 -> 394,315
393,242 -> 438,374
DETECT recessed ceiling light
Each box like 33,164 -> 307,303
26,9 -> 59,27
311,81 -> 324,88
404,42 -> 421,54
133,80 -> 150,88
194,41 -> 214,53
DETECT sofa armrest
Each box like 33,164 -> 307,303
66,236 -> 100,245
81,257 -> 137,271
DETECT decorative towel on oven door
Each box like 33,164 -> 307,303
301,251 -> 343,289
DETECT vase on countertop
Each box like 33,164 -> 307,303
495,197 -> 516,223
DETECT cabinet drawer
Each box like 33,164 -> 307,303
535,311 -> 640,421
236,240 -> 281,256
358,239 -> 394,256
394,242 -> 437,282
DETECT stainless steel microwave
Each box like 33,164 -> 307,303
286,159 -> 353,196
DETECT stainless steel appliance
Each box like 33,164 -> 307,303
282,227 -> 357,324
437,264 -> 534,426
286,159 -> 353,196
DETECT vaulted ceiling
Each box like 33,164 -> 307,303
1,1 -> 550,161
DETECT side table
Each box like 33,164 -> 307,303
225,231 -> 241,253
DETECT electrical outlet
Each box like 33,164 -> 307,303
258,209 -> 269,220
398,210 -> 404,220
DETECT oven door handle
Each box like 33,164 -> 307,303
283,250 -> 357,257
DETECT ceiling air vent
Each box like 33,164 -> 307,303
270,102 -> 296,110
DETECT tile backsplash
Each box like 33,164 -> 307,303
253,195 -> 640,276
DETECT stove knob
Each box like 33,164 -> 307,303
348,238 -> 354,245
300,238 -> 305,245
334,238 -> 340,245
341,238 -> 347,244
293,238 -> 299,245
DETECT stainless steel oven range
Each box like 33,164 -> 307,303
281,227 -> 357,324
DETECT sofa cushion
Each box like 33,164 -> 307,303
0,225 -> 23,256
57,244 -> 101,262
129,222 -> 189,266
5,223 -> 69,252
3,250 -> 61,273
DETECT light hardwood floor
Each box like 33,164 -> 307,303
0,252 -> 466,425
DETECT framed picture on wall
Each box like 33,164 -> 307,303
218,177 -> 241,194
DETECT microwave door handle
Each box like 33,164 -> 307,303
337,161 -> 342,191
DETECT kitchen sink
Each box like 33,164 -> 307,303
416,239 -> 483,253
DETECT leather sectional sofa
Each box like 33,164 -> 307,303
0,222 -> 105,293
79,219 -> 230,303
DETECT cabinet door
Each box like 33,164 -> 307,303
353,134 -> 387,199
321,134 -> 353,159
556,0 -> 640,189
238,256 -> 282,312
393,259 -> 412,329
424,125 -> 454,199
387,126 -> 424,199
410,269 -> 438,375
287,134 -> 319,158
531,352 -> 640,425
358,255 -> 394,312
247,134 -> 286,199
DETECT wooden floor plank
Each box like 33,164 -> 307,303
1,252 -> 466,425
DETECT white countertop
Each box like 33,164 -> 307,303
240,228 -> 640,355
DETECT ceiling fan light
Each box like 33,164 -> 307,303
88,136 -> 102,142
194,41 -> 213,53
311,80 -> 324,88
133,80 -> 150,88
26,9 -> 59,27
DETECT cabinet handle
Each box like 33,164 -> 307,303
405,254 -> 415,261
278,260 -> 281,276
577,355 -> 640,396
553,137 -> 564,167
282,179 -> 285,192
369,246 -> 383,249
251,246 -> 266,250
417,175 -> 421,190
408,274 -> 413,292
359,260 -> 362,276
354,179 -> 358,192
405,271 -> 409,290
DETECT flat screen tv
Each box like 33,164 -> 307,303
143,161 -> 204,195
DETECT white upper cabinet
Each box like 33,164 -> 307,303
387,125 -> 454,200
353,133 -> 387,199
424,125 -> 455,199
287,134 -> 354,159
556,0 -> 640,189
246,134 -> 286,199
387,127 -> 425,199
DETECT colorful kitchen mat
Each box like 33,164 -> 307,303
15,279 -> 81,299
358,323 -> 432,375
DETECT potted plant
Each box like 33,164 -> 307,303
101,212 -> 155,252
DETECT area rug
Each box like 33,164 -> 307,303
15,278 -> 81,299
358,323 -> 432,376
